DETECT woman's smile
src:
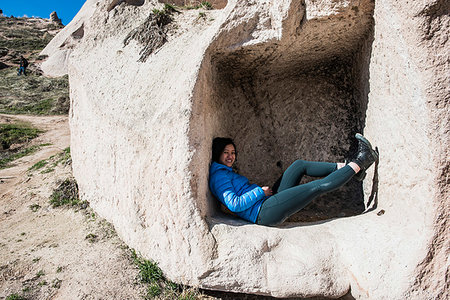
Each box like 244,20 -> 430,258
219,144 -> 236,167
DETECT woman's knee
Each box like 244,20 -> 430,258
291,159 -> 306,169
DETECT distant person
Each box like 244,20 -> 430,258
17,56 -> 28,76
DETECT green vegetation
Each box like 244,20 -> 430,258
0,68 -> 69,115
0,121 -> 45,169
26,147 -> 71,174
184,1 -> 213,10
124,4 -> 178,62
35,270 -> 45,278
51,278 -> 62,289
130,249 -> 199,299
29,204 -> 41,212
85,233 -> 98,243
0,122 -> 41,149
0,17 -> 59,52
0,16 -> 69,115
38,280 -> 47,286
49,178 -> 81,207
200,1 -> 213,10
5,294 -> 26,300
0,144 -> 41,169
29,159 -> 47,171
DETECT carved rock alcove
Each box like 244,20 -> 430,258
191,0 -> 375,222
42,0 -> 448,298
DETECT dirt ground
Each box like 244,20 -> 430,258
0,114 -> 301,300
0,114 -> 147,299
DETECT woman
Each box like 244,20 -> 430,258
209,134 -> 378,226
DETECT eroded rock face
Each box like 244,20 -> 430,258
40,0 -> 98,77
45,0 -> 448,298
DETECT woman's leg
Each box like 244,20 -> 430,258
277,159 -> 338,193
257,165 -> 355,226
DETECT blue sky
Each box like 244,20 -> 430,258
0,0 -> 86,25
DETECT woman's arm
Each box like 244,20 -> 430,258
210,170 -> 265,213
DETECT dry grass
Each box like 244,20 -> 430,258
123,4 -> 178,62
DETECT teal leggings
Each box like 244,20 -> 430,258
256,160 -> 355,226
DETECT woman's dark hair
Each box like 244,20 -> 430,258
212,137 -> 237,163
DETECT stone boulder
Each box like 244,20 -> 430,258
46,0 -> 448,298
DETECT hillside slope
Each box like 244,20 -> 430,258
0,16 -> 69,115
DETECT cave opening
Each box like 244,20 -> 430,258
191,1 -> 375,223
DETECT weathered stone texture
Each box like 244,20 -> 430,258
40,0 -> 98,77
42,0 -> 449,298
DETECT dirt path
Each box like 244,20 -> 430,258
0,114 -> 145,299
0,114 -> 279,300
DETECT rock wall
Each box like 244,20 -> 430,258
44,0 -> 448,298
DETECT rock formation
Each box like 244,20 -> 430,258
40,0 -> 98,77
50,11 -> 63,26
43,0 -> 449,298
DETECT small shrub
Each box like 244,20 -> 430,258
131,250 -> 164,284
62,147 -> 70,159
29,204 -> 41,212
147,283 -> 162,298
29,159 -> 47,171
124,5 -> 177,62
178,289 -> 199,300
198,12 -> 206,19
183,1 -> 212,10
163,3 -> 178,12
51,278 -> 62,289
129,249 -> 204,299
41,167 -> 55,174
85,233 -> 98,243
50,178 -> 80,207
35,270 -> 44,278
201,1 -> 213,10
5,294 -> 26,300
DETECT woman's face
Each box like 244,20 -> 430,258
219,144 -> 236,167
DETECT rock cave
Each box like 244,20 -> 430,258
41,0 -> 448,299
190,0 -> 375,222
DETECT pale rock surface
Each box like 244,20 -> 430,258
44,0 -> 448,298
40,0 -> 99,77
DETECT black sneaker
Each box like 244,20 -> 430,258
353,170 -> 367,181
352,133 -> 379,171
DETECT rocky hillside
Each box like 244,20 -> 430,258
0,15 -> 69,115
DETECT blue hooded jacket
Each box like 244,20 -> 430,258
209,161 -> 267,223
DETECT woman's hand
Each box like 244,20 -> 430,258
262,186 -> 273,197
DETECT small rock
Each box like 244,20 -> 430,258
377,209 -> 385,216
